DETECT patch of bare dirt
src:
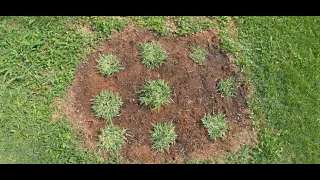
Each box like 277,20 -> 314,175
56,25 -> 257,163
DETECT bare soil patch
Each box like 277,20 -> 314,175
57,25 -> 257,163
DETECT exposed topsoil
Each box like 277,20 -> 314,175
55,25 -> 257,163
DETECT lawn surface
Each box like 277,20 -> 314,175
0,16 -> 319,163
0,17 -> 102,163
235,16 -> 320,163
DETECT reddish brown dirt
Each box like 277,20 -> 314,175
58,25 -> 257,163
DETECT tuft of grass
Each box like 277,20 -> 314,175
98,124 -> 127,154
134,16 -> 170,36
173,16 -> 215,35
201,113 -> 228,141
217,77 -> 237,100
189,45 -> 207,66
96,53 -> 124,76
91,90 -> 123,121
140,41 -> 168,69
150,122 -> 177,152
138,79 -> 171,111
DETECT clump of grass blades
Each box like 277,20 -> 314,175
97,54 -> 124,76
217,77 -> 237,100
140,41 -> 168,68
92,90 -> 123,121
151,122 -> 177,152
201,113 -> 228,141
98,124 -> 127,154
138,79 -> 171,111
189,45 -> 207,66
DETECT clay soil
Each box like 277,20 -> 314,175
57,25 -> 257,163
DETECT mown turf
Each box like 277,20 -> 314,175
0,16 -> 121,163
90,16 -> 127,39
174,16 -> 215,35
132,16 -> 216,36
229,17 -> 320,163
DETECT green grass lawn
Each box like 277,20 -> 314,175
0,16 -> 104,163
0,16 -> 319,163
234,16 -> 320,163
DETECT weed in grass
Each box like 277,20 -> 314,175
201,113 -> 228,141
189,45 -> 207,66
151,122 -> 177,152
92,90 -> 123,121
140,41 -> 168,69
138,79 -> 171,111
97,54 -> 123,76
217,77 -> 237,100
98,124 -> 126,154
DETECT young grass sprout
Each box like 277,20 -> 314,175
189,45 -> 207,66
201,113 -> 228,141
217,77 -> 237,100
92,90 -> 123,121
98,124 -> 127,154
140,41 -> 168,68
97,54 -> 124,76
151,122 -> 177,152
138,79 -> 171,111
